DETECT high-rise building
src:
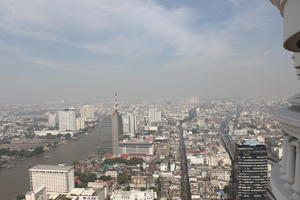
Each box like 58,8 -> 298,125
97,93 -> 124,155
29,164 -> 74,194
97,116 -> 113,154
48,113 -> 57,128
232,141 -> 268,200
112,112 -> 123,155
76,117 -> 85,130
58,108 -> 76,131
148,108 -> 162,123
268,1 -> 300,200
80,105 -> 95,122
111,93 -> 123,155
122,114 -> 137,137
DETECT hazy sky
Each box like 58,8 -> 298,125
0,0 -> 298,103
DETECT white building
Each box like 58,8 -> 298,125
119,141 -> 154,155
34,130 -> 73,137
122,114 -> 137,137
68,188 -> 105,200
148,108 -> 162,123
76,117 -> 85,130
48,113 -> 57,128
80,105 -> 95,122
269,1 -> 300,200
233,129 -> 248,136
25,186 -> 47,200
59,108 -> 76,132
110,190 -> 157,200
29,164 -> 74,194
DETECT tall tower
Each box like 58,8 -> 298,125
111,93 -> 123,155
268,1 -> 300,200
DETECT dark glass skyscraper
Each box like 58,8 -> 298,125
112,110 -> 123,155
97,116 -> 113,154
232,141 -> 268,200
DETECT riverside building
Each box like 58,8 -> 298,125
58,108 -> 76,131
29,164 -> 74,194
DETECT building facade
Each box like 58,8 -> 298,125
59,108 -> 76,131
97,116 -> 113,154
149,108 -> 162,123
29,164 -> 74,194
232,141 -> 268,200
25,186 -> 47,200
122,114 -> 137,137
269,1 -> 300,200
112,111 -> 123,155
119,141 -> 154,155
80,105 -> 95,122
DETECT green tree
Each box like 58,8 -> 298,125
16,194 -> 25,200
223,185 -> 230,194
117,173 -> 130,184
99,175 -> 112,181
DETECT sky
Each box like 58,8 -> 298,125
0,0 -> 298,103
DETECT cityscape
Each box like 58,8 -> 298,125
0,0 -> 300,200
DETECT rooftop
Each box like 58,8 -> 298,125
241,140 -> 262,146
30,164 -> 73,171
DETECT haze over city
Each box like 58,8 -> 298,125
1,1 -> 300,200
0,0 -> 298,104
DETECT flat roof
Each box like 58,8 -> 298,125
241,140 -> 262,146
30,164 -> 73,171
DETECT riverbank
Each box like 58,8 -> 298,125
0,122 -> 102,200
0,127 -> 96,170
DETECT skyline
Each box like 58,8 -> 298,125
0,0 -> 299,104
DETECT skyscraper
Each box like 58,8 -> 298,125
98,116 -> 113,154
269,1 -> 300,199
232,141 -> 268,200
58,108 -> 76,131
111,93 -> 123,155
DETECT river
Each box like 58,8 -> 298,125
0,123 -> 102,200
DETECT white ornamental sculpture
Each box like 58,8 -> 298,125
269,0 -> 300,200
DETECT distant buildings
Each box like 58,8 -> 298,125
148,108 -> 161,123
59,108 -> 76,131
29,164 -> 74,194
232,141 -> 268,200
76,117 -> 85,130
48,113 -> 57,128
80,105 -> 96,122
